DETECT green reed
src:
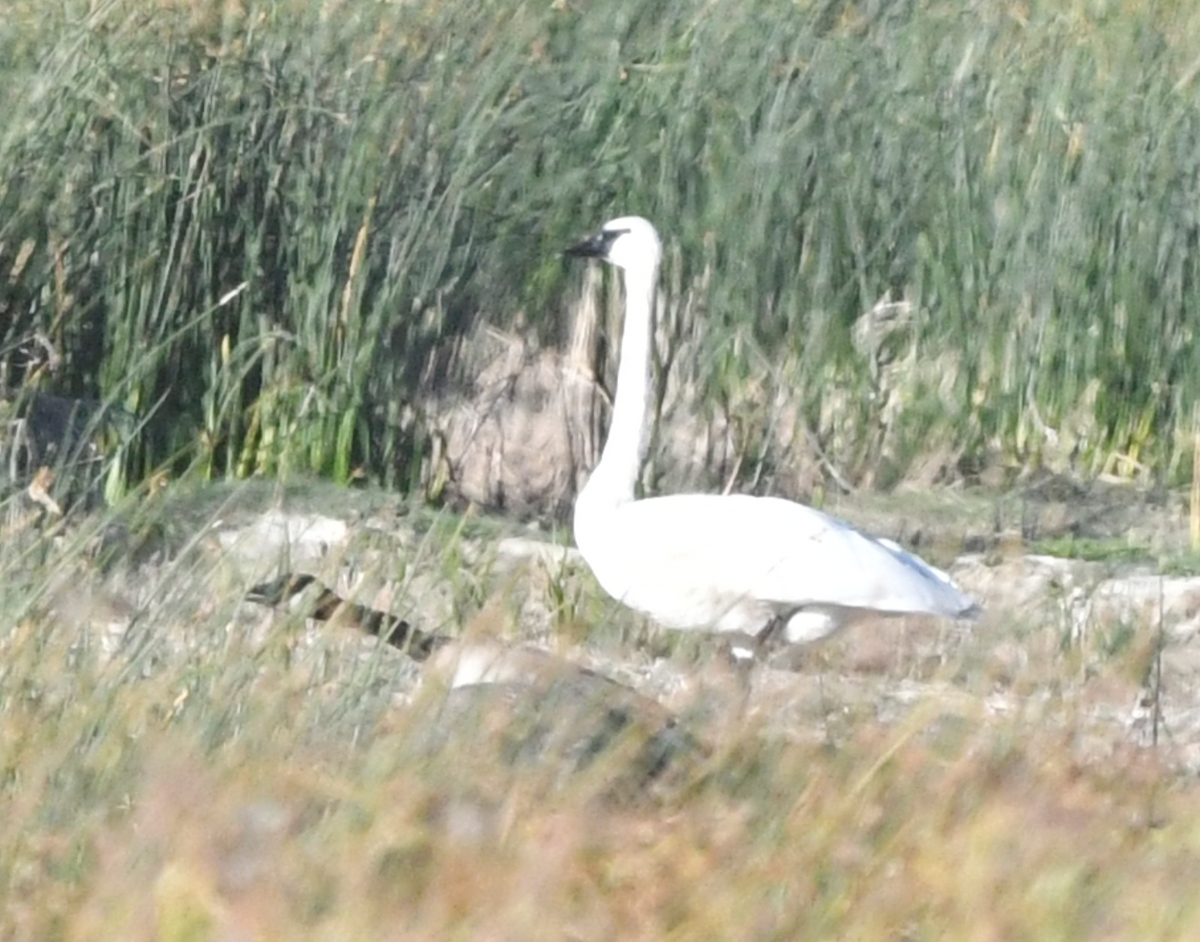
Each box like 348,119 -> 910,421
2,0 -> 1199,499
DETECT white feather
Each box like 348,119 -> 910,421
566,216 -> 979,644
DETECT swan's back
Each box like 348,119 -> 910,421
576,493 -> 976,636
410,643 -> 704,799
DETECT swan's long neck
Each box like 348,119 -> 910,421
585,259 -> 658,507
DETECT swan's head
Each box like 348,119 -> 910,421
565,216 -> 662,273
246,573 -> 336,615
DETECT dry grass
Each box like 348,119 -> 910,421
3,484 -> 1200,941
5,1 -> 1200,935
13,686 -> 1200,941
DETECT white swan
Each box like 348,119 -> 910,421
245,572 -> 702,789
565,216 -> 980,646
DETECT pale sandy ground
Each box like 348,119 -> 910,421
29,474 -> 1200,782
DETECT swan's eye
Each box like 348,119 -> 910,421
566,226 -> 630,259
597,228 -> 629,253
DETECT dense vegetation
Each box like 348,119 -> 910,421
7,4 -> 1200,938
3,0 -> 1200,495
2,479 -> 1199,942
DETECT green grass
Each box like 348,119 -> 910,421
5,4 -> 1200,934
1029,536 -> 1155,565
3,0 -> 1200,499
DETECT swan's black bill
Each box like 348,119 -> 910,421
246,573 -> 318,605
564,227 -> 627,259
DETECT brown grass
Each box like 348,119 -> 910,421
3,623 -> 1200,941
2,479 -> 1200,941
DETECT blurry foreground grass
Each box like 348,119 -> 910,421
3,481 -> 1200,940
5,0 -> 1200,936
30,706 -> 1200,941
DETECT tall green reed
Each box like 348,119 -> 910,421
2,0 -> 1199,502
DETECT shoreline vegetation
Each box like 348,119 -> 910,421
4,0 -> 1200,501
5,2 -> 1200,938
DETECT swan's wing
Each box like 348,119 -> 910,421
604,494 -> 977,624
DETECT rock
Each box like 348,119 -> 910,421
214,509 -> 348,572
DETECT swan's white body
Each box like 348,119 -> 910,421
566,216 -> 978,644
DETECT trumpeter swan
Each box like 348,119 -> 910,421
247,574 -> 603,680
247,573 -> 618,682
246,573 -> 450,660
565,216 -> 980,645
409,672 -> 700,797
245,572 -> 702,790
248,572 -> 676,690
